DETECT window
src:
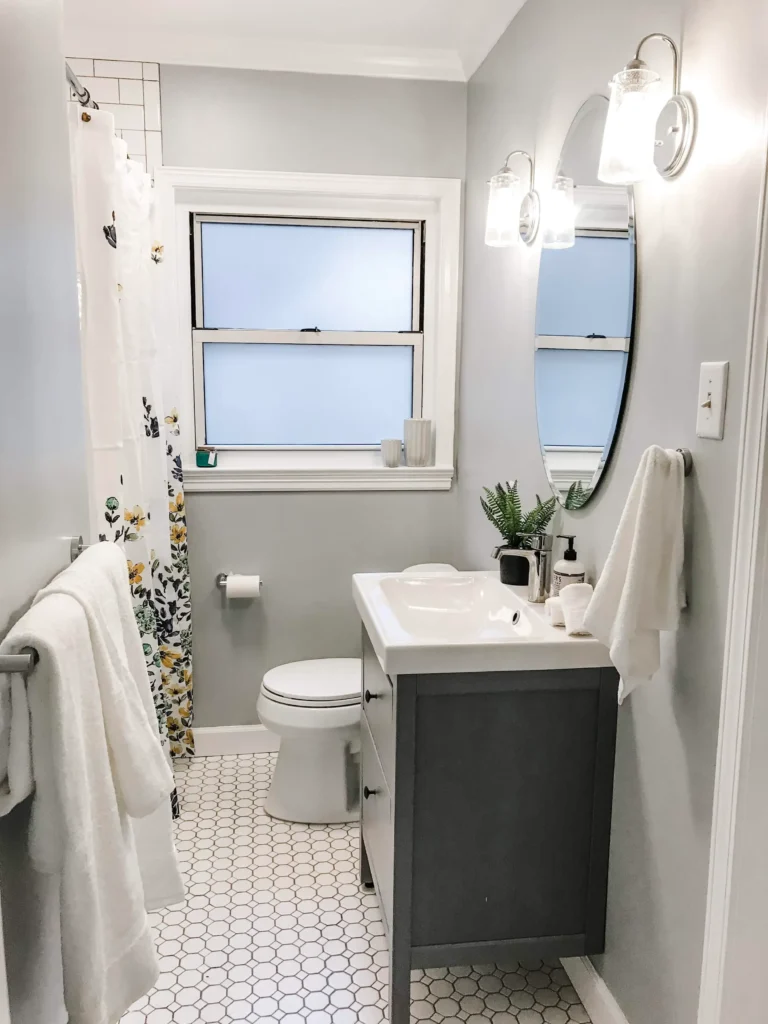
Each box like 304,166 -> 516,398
192,215 -> 424,450
156,166 -> 460,491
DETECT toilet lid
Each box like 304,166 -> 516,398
262,658 -> 361,708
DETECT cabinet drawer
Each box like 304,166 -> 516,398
362,631 -> 394,786
361,718 -> 393,930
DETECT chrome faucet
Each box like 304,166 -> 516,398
492,533 -> 553,604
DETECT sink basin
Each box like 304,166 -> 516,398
378,574 -> 536,642
353,570 -> 613,675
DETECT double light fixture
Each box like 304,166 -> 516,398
598,33 -> 695,184
485,150 -> 574,252
485,150 -> 540,248
485,33 -> 693,249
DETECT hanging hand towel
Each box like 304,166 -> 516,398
3,593 -> 159,1024
36,542 -> 184,909
583,446 -> 686,702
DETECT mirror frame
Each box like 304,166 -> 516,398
534,94 -> 637,510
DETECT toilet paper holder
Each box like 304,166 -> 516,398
216,573 -> 264,591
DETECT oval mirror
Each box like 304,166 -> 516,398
534,95 -> 636,509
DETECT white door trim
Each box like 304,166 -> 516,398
697,147 -> 768,1023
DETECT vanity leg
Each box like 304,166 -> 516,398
388,938 -> 410,1024
359,832 -> 374,889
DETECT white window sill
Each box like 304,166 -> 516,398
183,465 -> 455,493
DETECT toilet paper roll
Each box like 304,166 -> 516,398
224,574 -> 262,599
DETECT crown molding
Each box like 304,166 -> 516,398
63,25 -> 466,81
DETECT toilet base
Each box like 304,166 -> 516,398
265,733 -> 360,825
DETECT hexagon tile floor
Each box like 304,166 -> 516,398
122,752 -> 592,1024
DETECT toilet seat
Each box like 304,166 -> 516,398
262,658 -> 361,709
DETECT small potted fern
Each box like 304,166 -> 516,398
481,481 -> 558,585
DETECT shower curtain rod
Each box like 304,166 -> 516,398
66,62 -> 99,110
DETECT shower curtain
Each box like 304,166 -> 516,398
69,106 -> 194,781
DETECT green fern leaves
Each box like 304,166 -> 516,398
480,480 -> 557,548
563,480 -> 591,510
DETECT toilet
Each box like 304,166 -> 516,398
257,658 -> 362,824
257,564 -> 458,824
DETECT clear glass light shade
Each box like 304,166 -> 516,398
485,169 -> 522,247
598,65 -> 664,184
542,176 -> 576,250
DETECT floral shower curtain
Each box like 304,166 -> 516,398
69,106 -> 194,786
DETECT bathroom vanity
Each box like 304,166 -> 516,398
353,572 -> 619,1024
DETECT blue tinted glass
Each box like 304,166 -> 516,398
203,343 -> 414,446
200,221 -> 415,331
535,349 -> 628,448
535,236 -> 634,338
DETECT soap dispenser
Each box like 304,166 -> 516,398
552,535 -> 585,595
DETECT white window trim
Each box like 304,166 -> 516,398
153,166 -> 462,492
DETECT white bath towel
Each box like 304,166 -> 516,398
36,541 -> 183,909
545,596 -> 565,627
583,446 -> 685,702
559,583 -> 594,636
2,593 -> 160,1024
0,652 -> 34,815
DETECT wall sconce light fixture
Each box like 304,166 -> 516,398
542,175 -> 576,249
598,33 -> 695,185
485,150 -> 540,247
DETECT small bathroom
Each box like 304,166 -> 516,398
2,1 -> 768,1023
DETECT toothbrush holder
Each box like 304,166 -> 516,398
404,418 -> 433,467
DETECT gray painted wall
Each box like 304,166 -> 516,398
0,0 -> 89,628
161,66 -> 466,727
460,0 -> 768,1021
0,1 -> 88,1015
161,65 -> 466,178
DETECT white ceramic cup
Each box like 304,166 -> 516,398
404,419 -> 433,467
381,439 -> 402,468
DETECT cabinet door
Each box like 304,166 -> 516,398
362,632 -> 395,787
361,719 -> 394,930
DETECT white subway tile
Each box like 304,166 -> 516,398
143,80 -> 161,130
145,131 -> 163,173
78,76 -> 119,103
99,103 -> 145,130
121,129 -> 146,154
127,153 -> 147,172
142,63 -> 159,81
66,57 -> 94,77
94,59 -> 142,79
118,78 -> 144,104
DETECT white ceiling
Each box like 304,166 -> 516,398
63,0 -> 528,82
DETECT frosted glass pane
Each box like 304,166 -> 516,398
203,343 -> 414,446
535,349 -> 628,448
200,221 -> 415,331
535,236 -> 634,338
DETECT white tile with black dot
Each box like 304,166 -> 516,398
122,753 -> 591,1024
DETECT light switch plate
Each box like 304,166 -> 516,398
696,361 -> 729,439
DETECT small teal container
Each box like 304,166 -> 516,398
196,446 -> 218,468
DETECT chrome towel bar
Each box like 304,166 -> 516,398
0,536 -> 88,677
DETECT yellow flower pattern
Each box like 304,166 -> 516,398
101,401 -> 194,768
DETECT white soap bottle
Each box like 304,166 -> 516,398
552,535 -> 586,596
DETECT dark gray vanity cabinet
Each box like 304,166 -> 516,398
359,629 -> 619,1024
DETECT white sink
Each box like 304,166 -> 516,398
353,570 -> 613,675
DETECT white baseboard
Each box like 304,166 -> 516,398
193,724 -> 280,756
562,957 -> 630,1024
